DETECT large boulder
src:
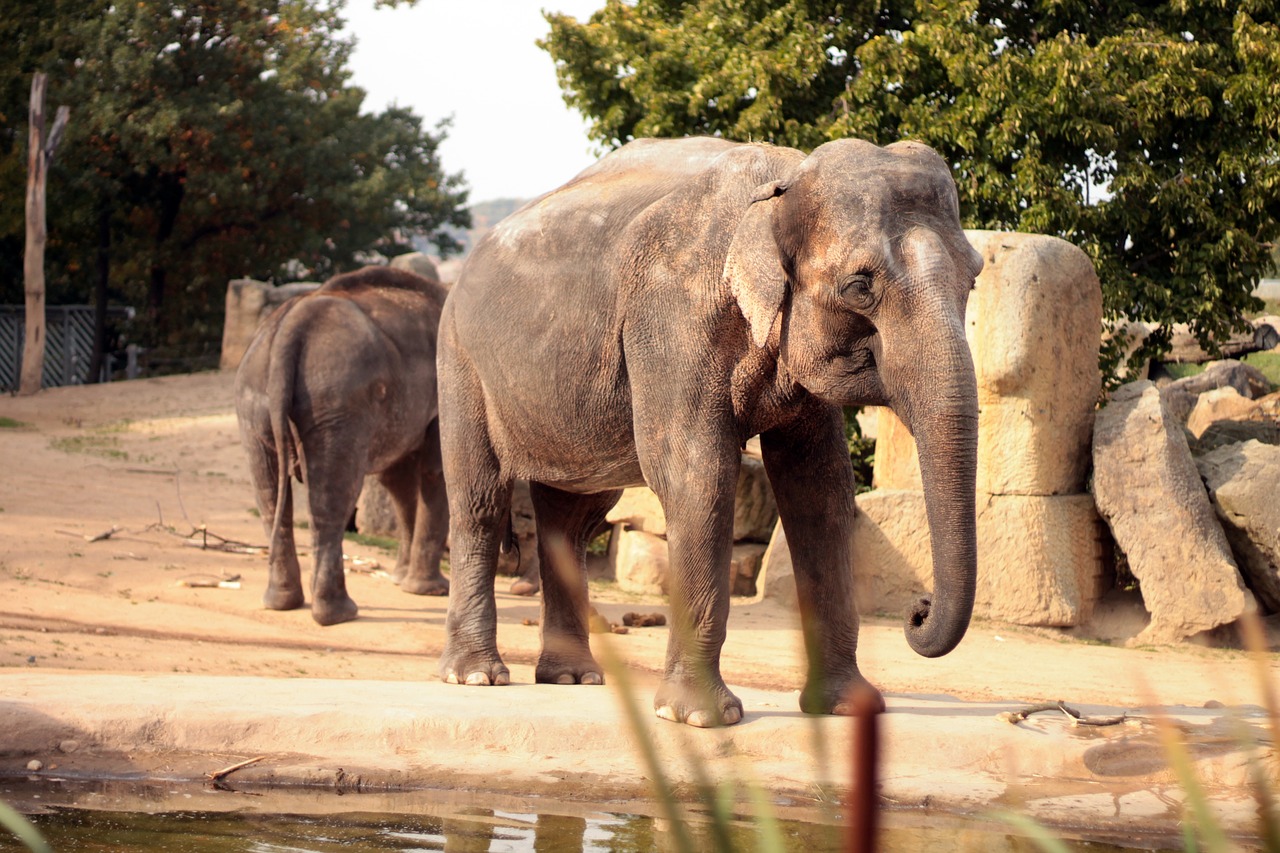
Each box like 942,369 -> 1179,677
1092,380 -> 1253,643
389,252 -> 442,283
1185,386 -> 1264,438
1196,440 -> 1280,613
220,279 -> 320,371
1159,359 -> 1272,424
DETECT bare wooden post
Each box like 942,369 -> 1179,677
18,72 -> 69,396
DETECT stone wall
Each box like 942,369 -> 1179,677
220,279 -> 320,371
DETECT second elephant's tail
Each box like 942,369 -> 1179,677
265,323 -> 303,549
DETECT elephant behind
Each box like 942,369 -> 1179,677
235,265 -> 450,626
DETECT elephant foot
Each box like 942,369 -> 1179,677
653,678 -> 743,728
263,586 -> 305,611
399,574 -> 450,596
311,595 -> 359,626
535,648 -> 604,685
801,672 -> 885,716
439,644 -> 510,686
509,577 -> 539,596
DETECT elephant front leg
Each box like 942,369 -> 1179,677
439,480 -> 511,686
761,410 -> 884,715
648,460 -> 744,727
529,484 -> 619,685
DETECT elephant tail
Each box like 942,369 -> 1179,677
499,511 -> 519,562
266,323 -> 303,547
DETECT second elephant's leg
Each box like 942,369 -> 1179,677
402,420 -> 449,596
529,484 -> 620,685
303,429 -> 366,626
242,432 -> 304,611
760,406 -> 883,715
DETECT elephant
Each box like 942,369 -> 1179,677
235,265 -> 451,626
436,137 -> 983,726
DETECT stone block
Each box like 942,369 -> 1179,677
873,231 -> 1102,496
605,455 -> 778,542
220,279 -> 319,371
1092,380 -> 1252,643
849,490 -> 1108,627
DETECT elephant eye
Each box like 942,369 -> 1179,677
838,273 -> 876,311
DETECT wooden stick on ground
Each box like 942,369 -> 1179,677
997,701 -> 1128,727
206,756 -> 266,782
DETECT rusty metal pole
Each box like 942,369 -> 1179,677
846,683 -> 882,853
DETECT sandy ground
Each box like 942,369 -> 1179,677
0,369 -> 1274,712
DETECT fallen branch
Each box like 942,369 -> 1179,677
177,573 -> 242,589
55,525 -> 123,542
997,701 -> 1129,727
206,755 -> 266,782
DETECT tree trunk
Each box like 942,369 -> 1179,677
18,72 -> 69,396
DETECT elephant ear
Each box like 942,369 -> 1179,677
723,181 -> 788,348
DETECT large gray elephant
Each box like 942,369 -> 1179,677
437,137 -> 982,726
236,265 -> 450,626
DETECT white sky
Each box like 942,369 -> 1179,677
341,0 -> 607,204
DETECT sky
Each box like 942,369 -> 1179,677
342,1 -> 607,204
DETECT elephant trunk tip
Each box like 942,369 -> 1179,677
904,596 -> 971,658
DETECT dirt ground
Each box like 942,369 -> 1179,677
0,370 -> 1275,714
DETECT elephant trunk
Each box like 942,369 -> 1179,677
897,339 -> 978,659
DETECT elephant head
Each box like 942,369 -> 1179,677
724,139 -> 983,659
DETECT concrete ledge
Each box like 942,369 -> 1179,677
0,672 -> 1269,840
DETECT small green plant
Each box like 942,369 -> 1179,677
49,434 -> 127,460
1243,351 -> 1280,388
343,531 -> 397,552
843,407 -> 876,494
0,417 -> 29,429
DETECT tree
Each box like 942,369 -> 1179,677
1,0 -> 470,373
543,1 -> 1280,375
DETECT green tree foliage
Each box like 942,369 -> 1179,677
543,1 -> 1280,374
1,0 -> 469,367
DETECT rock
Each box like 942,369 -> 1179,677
1185,386 -> 1261,438
355,476 -> 398,538
611,525 -> 669,595
26,759 -> 42,772
849,490 -> 1108,626
729,542 -> 768,597
1197,440 -> 1280,612
389,252 -> 442,283
1160,360 -> 1272,424
874,231 -> 1102,496
58,739 -> 80,754
754,523 -> 796,608
219,279 -> 320,371
1092,380 -> 1252,643
605,455 -> 778,542
1192,419 -> 1280,454
1162,322 -> 1279,364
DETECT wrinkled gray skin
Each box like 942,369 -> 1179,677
438,137 -> 982,726
236,265 -> 450,626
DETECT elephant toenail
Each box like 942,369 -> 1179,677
556,674 -> 575,684
446,673 -> 459,685
655,706 -> 680,723
581,672 -> 603,685
493,672 -> 510,686
724,707 -> 743,725
465,672 -> 490,686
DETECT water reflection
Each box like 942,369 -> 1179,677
0,781 -> 1178,852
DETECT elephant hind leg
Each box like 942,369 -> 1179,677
244,435 -> 304,611
529,484 -> 621,686
398,420 -> 450,596
303,428 -> 366,626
